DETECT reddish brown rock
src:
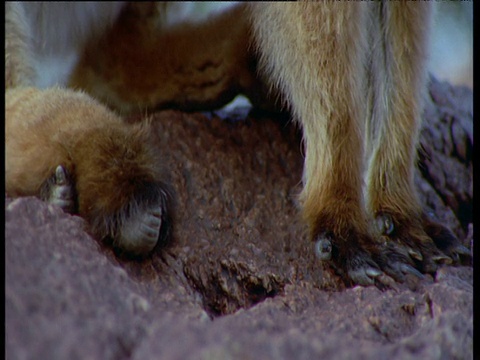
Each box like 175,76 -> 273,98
5,78 -> 473,359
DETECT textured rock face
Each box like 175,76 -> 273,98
5,79 -> 473,360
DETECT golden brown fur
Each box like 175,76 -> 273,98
5,2 -> 467,282
69,2 -> 271,114
249,2 -> 469,285
6,87 -> 170,255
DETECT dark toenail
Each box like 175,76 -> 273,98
315,235 -> 332,261
376,213 -> 394,235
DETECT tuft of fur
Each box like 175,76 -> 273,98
71,120 -> 172,244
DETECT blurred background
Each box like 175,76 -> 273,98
32,2 -> 474,92
428,1 -> 473,89
184,1 -> 474,89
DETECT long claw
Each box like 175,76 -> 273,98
407,248 -> 423,261
432,254 -> 453,265
453,244 -> 471,256
349,269 -> 376,286
366,268 -> 382,278
399,263 -> 425,279
375,273 -> 398,290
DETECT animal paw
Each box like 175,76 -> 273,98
83,180 -> 173,258
421,212 -> 471,263
313,229 -> 415,288
374,211 -> 471,274
114,204 -> 164,256
40,165 -> 76,213
314,222 -> 430,288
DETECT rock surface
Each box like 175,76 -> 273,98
5,78 -> 473,359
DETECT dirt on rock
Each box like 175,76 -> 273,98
5,78 -> 473,360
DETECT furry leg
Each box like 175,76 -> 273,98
365,2 -> 470,273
